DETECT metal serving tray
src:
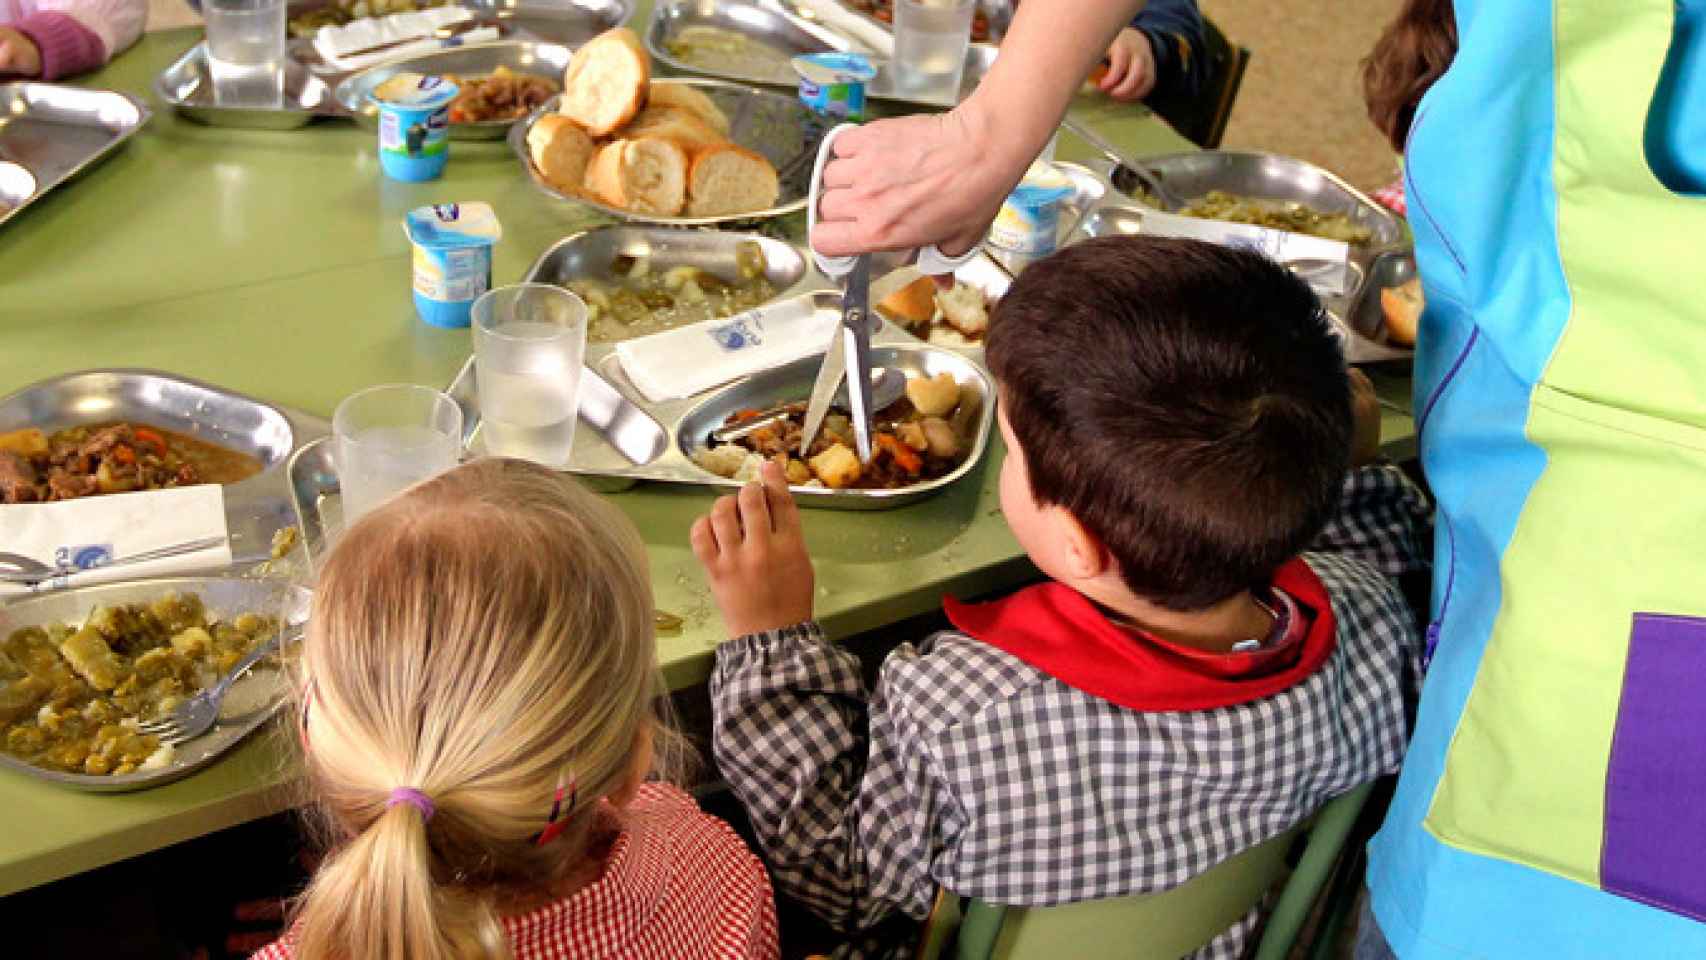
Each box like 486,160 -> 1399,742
0,84 -> 149,229
0,370 -> 331,567
512,80 -> 824,226
333,41 -> 573,139
646,0 -> 998,108
155,45 -> 343,130
0,576 -> 311,793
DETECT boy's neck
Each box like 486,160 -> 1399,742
1080,579 -> 1278,654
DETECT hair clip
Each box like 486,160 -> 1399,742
535,767 -> 579,847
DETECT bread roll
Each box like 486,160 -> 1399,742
584,138 -> 688,216
684,144 -> 780,218
559,28 -> 649,136
620,105 -> 725,151
526,115 -> 595,195
648,82 -> 730,134
1380,277 -> 1423,347
877,276 -> 938,329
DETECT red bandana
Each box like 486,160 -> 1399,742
943,558 -> 1338,712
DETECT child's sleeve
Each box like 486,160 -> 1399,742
25,0 -> 144,77
710,622 -> 959,933
1130,0 -> 1207,104
1308,462 -> 1432,578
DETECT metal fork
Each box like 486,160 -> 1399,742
0,535 -> 229,585
136,624 -> 302,745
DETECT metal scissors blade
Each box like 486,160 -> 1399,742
839,256 -> 875,463
797,324 -> 846,458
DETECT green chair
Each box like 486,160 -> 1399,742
1144,16 -> 1252,149
917,781 -> 1375,960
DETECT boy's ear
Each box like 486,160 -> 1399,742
1052,508 -> 1114,581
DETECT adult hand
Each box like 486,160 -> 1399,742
1098,28 -> 1156,102
0,28 -> 43,78
691,461 -> 817,639
810,104 -> 1029,260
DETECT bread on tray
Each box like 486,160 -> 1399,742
622,105 -> 726,151
584,138 -> 688,216
647,82 -> 730,135
1379,277 -> 1422,347
558,27 -> 649,137
685,144 -> 780,217
527,115 -> 596,195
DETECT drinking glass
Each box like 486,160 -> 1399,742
473,284 -> 588,468
893,0 -> 975,103
333,384 -> 464,524
204,0 -> 285,106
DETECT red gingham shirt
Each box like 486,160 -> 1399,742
252,783 -> 779,960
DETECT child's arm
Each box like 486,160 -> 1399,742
693,463 -> 951,932
1307,370 -> 1432,577
19,0 -> 144,79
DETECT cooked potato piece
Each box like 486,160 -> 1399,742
906,372 -> 961,418
171,626 -> 212,659
920,418 -> 961,459
895,421 -> 928,451
784,458 -> 813,485
59,627 -> 129,692
0,428 -> 47,457
935,283 -> 989,337
809,443 -> 863,489
0,676 -> 49,726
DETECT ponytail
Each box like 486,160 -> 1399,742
293,803 -> 506,960
1362,0 -> 1458,153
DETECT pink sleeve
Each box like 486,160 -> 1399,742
26,0 -> 144,68
12,11 -> 105,79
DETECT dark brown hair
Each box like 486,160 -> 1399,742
985,236 -> 1352,611
1363,0 -> 1458,152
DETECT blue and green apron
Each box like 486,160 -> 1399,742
1366,0 -> 1706,955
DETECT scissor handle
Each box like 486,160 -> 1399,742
807,125 -> 983,280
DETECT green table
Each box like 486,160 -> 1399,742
0,21 -> 1415,897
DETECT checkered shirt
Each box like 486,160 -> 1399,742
251,783 -> 779,960
710,464 -> 1429,959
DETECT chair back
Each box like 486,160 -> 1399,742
1146,16 -> 1252,149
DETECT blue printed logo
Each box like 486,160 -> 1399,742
709,316 -> 762,352
54,543 -> 114,571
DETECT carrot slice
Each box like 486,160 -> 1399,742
877,434 -> 922,475
110,444 -> 136,466
132,427 -> 167,455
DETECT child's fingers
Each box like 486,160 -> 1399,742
1099,43 -> 1130,92
689,516 -> 718,565
737,478 -> 772,539
760,460 -> 799,533
709,494 -> 743,550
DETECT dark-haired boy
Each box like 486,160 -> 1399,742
693,236 -> 1430,958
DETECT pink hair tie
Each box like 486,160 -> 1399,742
387,787 -> 436,822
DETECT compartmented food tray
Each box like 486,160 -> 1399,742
645,0 -> 999,108
0,369 -> 331,565
158,0 -> 629,128
511,80 -> 825,226
0,577 -> 310,793
333,41 -> 573,139
0,84 -> 149,228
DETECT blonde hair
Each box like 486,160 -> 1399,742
289,458 -> 670,960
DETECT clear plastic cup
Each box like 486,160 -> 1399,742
333,384 -> 463,524
203,0 -> 285,106
472,284 -> 588,468
893,0 -> 975,103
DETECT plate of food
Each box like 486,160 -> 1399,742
869,249 -> 1012,351
0,578 -> 310,792
334,41 -> 571,139
513,27 -> 821,225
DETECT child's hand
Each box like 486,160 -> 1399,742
1349,368 -> 1382,467
0,28 -> 42,78
1097,28 -> 1156,102
691,460 -> 817,638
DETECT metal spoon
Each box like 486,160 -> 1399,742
710,367 -> 907,445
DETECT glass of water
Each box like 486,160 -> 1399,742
893,0 -> 976,103
473,284 -> 588,469
333,384 -> 464,524
204,0 -> 285,106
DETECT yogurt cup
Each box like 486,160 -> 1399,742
792,53 -> 878,122
402,202 -> 502,328
988,160 -> 1075,256
369,73 -> 459,182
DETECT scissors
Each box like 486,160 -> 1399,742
799,123 -> 978,464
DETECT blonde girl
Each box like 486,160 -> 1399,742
253,458 -> 779,960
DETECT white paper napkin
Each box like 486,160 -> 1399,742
615,296 -> 838,403
312,8 -> 497,73
792,0 -> 896,58
1133,208 -> 1355,297
0,486 -> 232,598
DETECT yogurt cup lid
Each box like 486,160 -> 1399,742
403,201 -> 503,248
792,52 -> 878,84
371,72 -> 460,110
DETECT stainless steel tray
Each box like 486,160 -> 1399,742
646,0 -> 998,108
333,41 -> 574,139
511,80 -> 824,226
447,324 -> 997,509
0,576 -> 311,793
155,44 -> 343,130
0,369 -> 332,567
0,84 -> 149,228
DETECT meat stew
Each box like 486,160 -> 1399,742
0,422 -> 263,505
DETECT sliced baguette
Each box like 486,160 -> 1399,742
1379,277 -> 1423,347
647,82 -> 730,135
559,28 -> 649,136
876,276 -> 938,329
684,143 -> 780,218
620,105 -> 726,151
584,138 -> 688,216
526,115 -> 596,195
